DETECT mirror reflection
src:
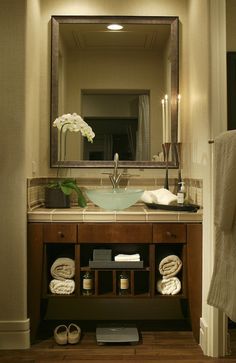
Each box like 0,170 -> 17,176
51,16 -> 179,168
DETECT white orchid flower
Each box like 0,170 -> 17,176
53,113 -> 95,142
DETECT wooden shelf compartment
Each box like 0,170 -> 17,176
42,242 -> 76,298
155,242 -> 187,298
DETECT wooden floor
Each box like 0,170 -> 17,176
0,330 -> 236,363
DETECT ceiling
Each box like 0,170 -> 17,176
59,23 -> 170,51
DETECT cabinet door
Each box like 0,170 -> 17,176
78,223 -> 152,243
153,223 -> 186,243
44,223 -> 77,243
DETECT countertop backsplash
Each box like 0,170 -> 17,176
27,177 -> 203,211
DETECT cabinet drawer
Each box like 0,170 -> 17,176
78,223 -> 152,243
153,223 -> 186,243
43,224 -> 77,243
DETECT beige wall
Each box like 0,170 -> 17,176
0,0 -> 31,349
185,0 -> 227,357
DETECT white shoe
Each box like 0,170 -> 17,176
54,324 -> 68,345
68,323 -> 81,344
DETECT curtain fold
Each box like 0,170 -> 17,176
136,95 -> 150,160
104,134 -> 113,160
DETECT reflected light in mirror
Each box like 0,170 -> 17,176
107,24 -> 124,30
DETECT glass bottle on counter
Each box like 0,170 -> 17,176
119,271 -> 129,295
82,271 -> 93,296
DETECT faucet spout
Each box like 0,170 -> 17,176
109,153 -> 122,188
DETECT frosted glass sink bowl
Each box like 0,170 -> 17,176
85,188 -> 144,211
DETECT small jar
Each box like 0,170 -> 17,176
119,271 -> 129,295
82,271 -> 93,296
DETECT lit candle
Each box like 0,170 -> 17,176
161,99 -> 165,143
177,94 -> 181,142
165,94 -> 169,142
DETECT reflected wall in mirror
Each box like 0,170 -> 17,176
51,16 -> 179,168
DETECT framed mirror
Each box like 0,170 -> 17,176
51,15 -> 179,168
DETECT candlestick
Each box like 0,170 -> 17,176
174,142 -> 182,187
177,94 -> 181,143
165,94 -> 169,142
162,142 -> 171,190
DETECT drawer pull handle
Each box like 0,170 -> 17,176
58,231 -> 64,238
166,231 -> 176,238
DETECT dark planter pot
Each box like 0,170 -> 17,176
45,187 -> 70,208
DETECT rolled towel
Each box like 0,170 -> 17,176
50,257 -> 75,280
141,188 -> 177,205
159,254 -> 182,278
157,277 -> 181,295
49,279 -> 75,295
114,253 -> 140,261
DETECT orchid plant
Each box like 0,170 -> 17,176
47,113 -> 95,208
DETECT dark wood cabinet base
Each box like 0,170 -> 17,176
28,222 -> 202,344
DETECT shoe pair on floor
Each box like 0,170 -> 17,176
54,323 -> 81,345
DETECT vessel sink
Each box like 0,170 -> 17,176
85,188 -> 144,211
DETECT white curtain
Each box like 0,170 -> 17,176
136,95 -> 150,160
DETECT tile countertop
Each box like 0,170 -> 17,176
27,203 -> 203,223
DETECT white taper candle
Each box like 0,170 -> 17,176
161,99 -> 165,143
165,94 -> 169,142
177,94 -> 181,142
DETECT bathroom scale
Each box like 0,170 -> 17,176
96,324 -> 139,345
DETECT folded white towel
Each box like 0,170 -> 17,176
49,279 -> 75,295
159,255 -> 182,278
141,191 -> 154,204
157,277 -> 181,295
50,257 -> 75,280
114,253 -> 140,261
141,188 -> 177,205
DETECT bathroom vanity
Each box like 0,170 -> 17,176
27,205 -> 202,343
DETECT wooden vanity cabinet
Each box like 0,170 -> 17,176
27,222 -> 202,343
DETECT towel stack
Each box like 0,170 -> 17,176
157,255 -> 182,295
49,257 -> 75,295
114,253 -> 140,262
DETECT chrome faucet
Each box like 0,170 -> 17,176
109,153 -> 122,189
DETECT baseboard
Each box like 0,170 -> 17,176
0,319 -> 30,349
199,317 -> 208,354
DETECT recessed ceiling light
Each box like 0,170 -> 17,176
107,24 -> 123,31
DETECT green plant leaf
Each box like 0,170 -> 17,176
65,182 -> 87,207
60,185 -> 73,195
75,186 -> 87,208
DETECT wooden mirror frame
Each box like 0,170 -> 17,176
51,15 -> 179,169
